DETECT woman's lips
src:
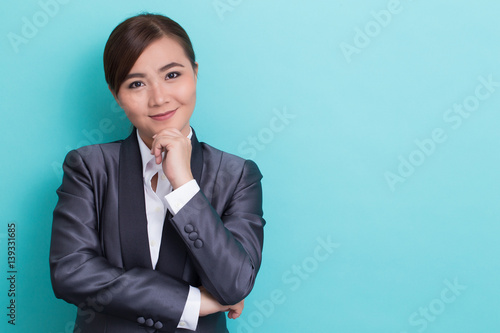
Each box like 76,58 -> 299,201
149,109 -> 177,121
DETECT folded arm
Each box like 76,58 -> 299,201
50,149 -> 189,332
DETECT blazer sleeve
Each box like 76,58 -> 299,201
50,149 -> 188,332
170,158 -> 265,305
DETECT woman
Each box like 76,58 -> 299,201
50,13 -> 265,333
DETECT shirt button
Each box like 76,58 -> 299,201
155,206 -> 162,212
150,240 -> 156,247
179,321 -> 186,327
161,174 -> 167,180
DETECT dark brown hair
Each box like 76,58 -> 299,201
103,13 -> 197,95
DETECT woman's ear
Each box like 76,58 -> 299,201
193,62 -> 199,79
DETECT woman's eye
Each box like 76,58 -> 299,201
129,81 -> 144,89
166,72 -> 180,80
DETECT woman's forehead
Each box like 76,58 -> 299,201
130,37 -> 191,71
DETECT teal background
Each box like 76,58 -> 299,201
1,0 -> 499,332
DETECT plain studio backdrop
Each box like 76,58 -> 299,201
1,0 -> 499,332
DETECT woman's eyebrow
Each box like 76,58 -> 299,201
159,62 -> 184,72
124,62 -> 185,80
124,72 -> 146,80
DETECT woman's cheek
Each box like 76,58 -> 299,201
176,78 -> 196,101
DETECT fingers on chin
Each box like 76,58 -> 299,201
157,128 -> 182,136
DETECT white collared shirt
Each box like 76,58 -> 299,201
136,129 -> 200,330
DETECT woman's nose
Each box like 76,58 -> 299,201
149,81 -> 169,107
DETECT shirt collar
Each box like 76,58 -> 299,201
136,128 -> 193,176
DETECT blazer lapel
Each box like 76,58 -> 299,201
190,129 -> 204,184
118,130 -> 153,270
155,129 -> 204,279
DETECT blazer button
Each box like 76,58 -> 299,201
137,317 -> 146,324
154,321 -> 164,329
188,232 -> 198,241
184,224 -> 194,233
145,318 -> 154,327
194,239 -> 203,248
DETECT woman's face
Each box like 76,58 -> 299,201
114,36 -> 198,147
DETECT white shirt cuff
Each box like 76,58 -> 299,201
165,179 -> 200,215
177,286 -> 201,330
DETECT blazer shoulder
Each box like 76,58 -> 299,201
200,142 -> 262,180
64,140 -> 123,172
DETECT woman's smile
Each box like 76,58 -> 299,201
149,108 -> 178,121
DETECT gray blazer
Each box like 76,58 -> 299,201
49,129 -> 265,333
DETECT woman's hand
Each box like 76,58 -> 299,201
227,299 -> 244,319
199,286 -> 245,319
150,128 -> 193,189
